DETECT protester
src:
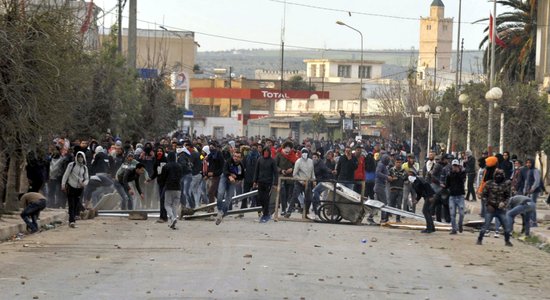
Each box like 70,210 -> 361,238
158,152 -> 183,230
253,146 -> 278,223
19,192 -> 47,233
446,159 -> 466,234
61,151 -> 89,228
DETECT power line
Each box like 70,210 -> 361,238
104,11 -> 483,55
267,0 -> 487,26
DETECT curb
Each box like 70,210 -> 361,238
0,211 -> 68,242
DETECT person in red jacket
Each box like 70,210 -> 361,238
353,145 -> 366,194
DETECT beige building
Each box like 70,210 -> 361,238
119,28 -> 197,75
537,0 -> 550,90
418,0 -> 453,72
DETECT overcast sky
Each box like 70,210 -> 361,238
96,0 -> 501,52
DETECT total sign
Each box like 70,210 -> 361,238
260,91 -> 289,99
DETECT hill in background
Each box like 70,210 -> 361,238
196,48 -> 485,81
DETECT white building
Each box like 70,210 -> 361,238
304,59 -> 384,83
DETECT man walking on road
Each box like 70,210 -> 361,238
477,169 -> 513,247
446,159 -> 466,234
159,152 -> 183,230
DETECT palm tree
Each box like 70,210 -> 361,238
477,0 -> 537,83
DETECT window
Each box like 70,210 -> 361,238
307,99 -> 315,110
337,65 -> 351,78
310,64 -> 317,77
358,66 -> 372,79
286,99 -> 292,111
330,100 -> 336,111
443,25 -> 448,31
337,100 -> 344,110
426,25 -> 432,30
319,64 -> 326,78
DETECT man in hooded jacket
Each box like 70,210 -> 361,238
253,147 -> 278,222
62,151 -> 89,228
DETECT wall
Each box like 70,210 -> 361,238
192,117 -> 242,137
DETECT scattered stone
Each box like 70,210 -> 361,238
370,237 -> 378,242
242,268 -> 246,270
208,289 -> 213,293
23,244 -> 29,248
21,281 -> 25,285
390,252 -> 394,256
314,245 -> 321,247
472,286 -> 478,289
328,251 -> 333,255
95,270 -> 100,274
362,252 -> 366,255
207,242 -> 211,246
318,278 -> 324,282
21,276 -> 28,280
150,258 -> 155,261
254,288 -> 258,292
96,255 -> 100,259
146,291 -> 151,294
243,254 -> 253,258
33,296 -> 39,299
498,283 -> 503,286
234,290 -> 238,292
444,265 -> 452,268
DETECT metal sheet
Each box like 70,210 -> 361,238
184,206 -> 262,220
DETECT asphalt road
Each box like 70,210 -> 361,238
1,215 -> 549,300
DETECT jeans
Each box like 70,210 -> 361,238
529,192 -> 539,225
218,180 -> 242,215
448,195 -> 465,232
402,182 -> 416,213
288,181 -> 311,215
189,174 -> 203,208
179,173 -> 193,207
207,176 -> 220,204
158,185 -> 167,221
216,175 -> 228,208
21,199 -> 46,232
164,190 -> 180,221
507,202 -> 535,236
388,189 -> 403,221
374,184 -> 388,221
478,207 -> 511,242
312,182 -> 328,214
279,179 -> 294,213
66,185 -> 83,223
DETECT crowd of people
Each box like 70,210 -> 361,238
20,132 -> 547,245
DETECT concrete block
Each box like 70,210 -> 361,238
128,211 -> 148,220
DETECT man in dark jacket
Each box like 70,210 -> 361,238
90,146 -> 110,175
312,152 -> 334,216
122,163 -> 146,210
148,147 -> 168,222
477,170 -> 513,246
216,151 -> 245,225
242,143 -> 260,208
412,174 -> 436,233
158,152 -> 183,229
253,147 -> 278,223
206,142 -> 225,206
464,150 -> 477,201
188,144 -> 203,208
336,146 -> 358,189
446,159 -> 466,234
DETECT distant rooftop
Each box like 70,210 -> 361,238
303,58 -> 385,65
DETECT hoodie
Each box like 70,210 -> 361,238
375,154 -> 390,186
62,151 -> 89,189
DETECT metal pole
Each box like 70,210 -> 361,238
117,0 -> 122,53
359,31 -> 364,135
499,112 -> 504,153
446,115 -> 452,154
127,0 -> 137,68
455,0 -> 462,95
466,107 -> 471,151
488,0 -> 497,153
410,115 -> 414,155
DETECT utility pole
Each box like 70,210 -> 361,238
117,0 -> 122,53
488,0 -> 497,153
127,0 -> 137,68
455,0 -> 462,95
433,46 -> 437,92
229,66 -> 232,117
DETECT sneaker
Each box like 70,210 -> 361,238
259,216 -> 267,223
69,222 -> 77,228
505,241 -> 513,247
420,229 -> 433,234
156,219 -> 167,223
170,219 -> 177,229
366,218 -> 377,225
494,233 -> 500,238
476,239 -> 482,245
264,215 -> 271,222
215,213 -> 223,225
458,224 -> 463,233
283,212 -> 291,218
449,230 -> 457,235
280,210 -> 287,216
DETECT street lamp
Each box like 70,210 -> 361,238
458,93 -> 471,151
336,20 -> 364,136
485,86 -> 502,154
417,105 -> 442,155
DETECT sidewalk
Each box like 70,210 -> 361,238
465,197 -> 550,244
0,208 -> 67,242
